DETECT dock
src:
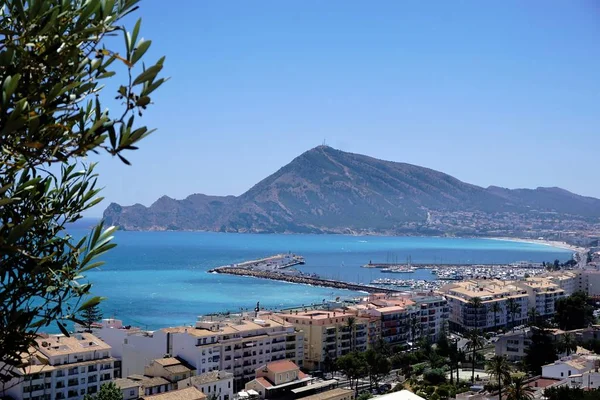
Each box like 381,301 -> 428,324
209,254 -> 400,294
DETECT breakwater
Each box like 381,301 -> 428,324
209,266 -> 400,294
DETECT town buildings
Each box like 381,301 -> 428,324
1,333 -> 115,400
279,310 -> 368,371
244,360 -> 311,399
178,371 -> 234,400
90,314 -> 303,390
441,280 -> 529,332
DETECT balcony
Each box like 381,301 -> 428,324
68,369 -> 78,376
88,366 -> 97,373
100,374 -> 111,382
68,380 -> 78,387
88,376 -> 97,384
56,382 -> 65,389
286,344 -> 295,350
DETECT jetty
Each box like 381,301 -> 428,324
209,255 -> 400,294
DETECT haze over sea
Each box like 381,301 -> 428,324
65,220 -> 573,331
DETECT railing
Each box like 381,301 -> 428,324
88,366 -> 97,372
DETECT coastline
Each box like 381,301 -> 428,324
485,237 -> 586,253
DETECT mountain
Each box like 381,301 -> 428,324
103,146 -> 600,235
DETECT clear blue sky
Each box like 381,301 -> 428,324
88,1 -> 600,216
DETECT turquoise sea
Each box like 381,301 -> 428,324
65,225 -> 573,331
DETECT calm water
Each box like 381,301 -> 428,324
68,229 -> 571,330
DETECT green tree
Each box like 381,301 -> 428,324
506,298 -> 521,331
555,291 -> 594,331
505,375 -> 534,400
466,329 -> 484,383
558,333 -> 577,357
364,348 -> 391,390
544,386 -> 600,400
524,327 -> 558,374
81,304 -> 103,333
527,307 -> 539,327
346,316 -> 356,351
486,355 -> 511,400
84,382 -> 123,400
410,315 -> 419,349
0,0 -> 166,375
491,302 -> 501,330
336,352 -> 367,397
468,297 -> 483,330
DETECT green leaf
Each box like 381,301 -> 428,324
131,18 -> 142,47
57,321 -> 70,337
133,64 -> 162,86
131,39 -> 151,65
77,296 -> 106,312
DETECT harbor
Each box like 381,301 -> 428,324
209,254 -> 401,294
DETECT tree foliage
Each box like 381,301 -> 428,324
554,291 -> 594,331
544,386 -> 600,400
486,355 -> 511,400
81,303 -> 103,332
524,327 -> 558,375
84,382 -> 123,400
0,0 -> 165,373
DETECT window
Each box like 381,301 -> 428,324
130,390 -> 135,396
561,372 -> 564,377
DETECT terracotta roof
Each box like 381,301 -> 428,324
154,358 -> 181,367
265,360 -> 298,373
164,365 -> 192,374
141,387 -> 206,400
114,378 -> 143,390
186,371 -> 233,385
128,375 -> 170,387
527,378 -> 562,388
255,377 -> 273,388
298,371 -> 308,379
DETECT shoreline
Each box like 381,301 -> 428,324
485,237 -> 586,253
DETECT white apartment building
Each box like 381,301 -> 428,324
539,271 -> 581,296
90,314 -> 303,391
1,333 -> 115,400
515,279 -> 565,317
441,280 -> 528,332
410,294 -> 450,342
177,371 -> 233,400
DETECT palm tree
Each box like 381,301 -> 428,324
469,297 -> 483,330
346,316 -> 356,351
466,329 -> 485,383
559,333 -> 576,356
504,375 -> 535,400
486,355 -> 511,400
409,315 -> 419,350
527,307 -> 539,327
491,302 -> 501,330
507,298 -> 521,331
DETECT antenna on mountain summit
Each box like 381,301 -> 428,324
322,139 -> 327,146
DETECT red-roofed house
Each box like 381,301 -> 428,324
244,360 -> 312,399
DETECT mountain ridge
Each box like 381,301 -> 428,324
103,146 -> 600,236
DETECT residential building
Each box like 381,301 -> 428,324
411,294 -> 449,342
441,280 -> 529,332
144,358 -> 193,389
93,313 -> 303,391
542,355 -> 600,379
279,310 -> 368,370
140,387 -> 206,400
494,329 -> 533,361
178,371 -> 234,400
114,378 -> 143,400
128,375 -> 171,396
346,293 -> 448,348
540,271 -> 581,296
568,370 -> 600,390
1,333 -> 115,400
515,279 -> 565,317
244,360 -> 311,399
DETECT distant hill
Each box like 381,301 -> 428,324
103,146 -> 600,235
